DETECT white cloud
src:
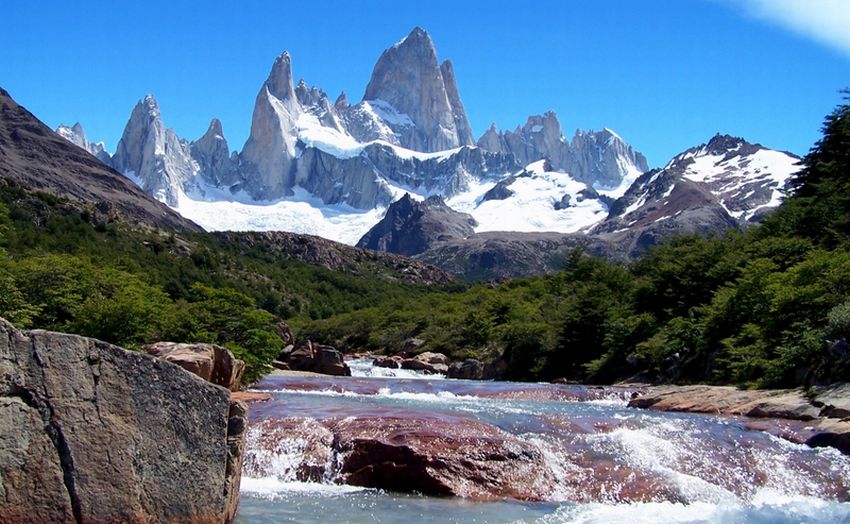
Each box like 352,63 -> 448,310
732,0 -> 850,58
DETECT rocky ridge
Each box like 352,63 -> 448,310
55,122 -> 111,164
212,230 -> 455,286
0,88 -> 201,233
477,112 -> 649,190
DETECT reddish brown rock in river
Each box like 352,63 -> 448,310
328,414 -> 555,500
628,384 -> 850,455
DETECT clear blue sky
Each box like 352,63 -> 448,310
2,0 -> 848,167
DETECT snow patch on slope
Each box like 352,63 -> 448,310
173,185 -> 385,245
681,146 -> 800,220
448,160 -> 608,234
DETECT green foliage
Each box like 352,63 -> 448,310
0,186 -> 433,384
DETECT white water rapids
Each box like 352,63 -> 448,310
235,359 -> 850,523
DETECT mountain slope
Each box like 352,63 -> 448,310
356,193 -> 477,256
0,88 -> 200,233
591,134 -> 801,256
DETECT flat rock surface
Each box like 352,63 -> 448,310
629,384 -> 850,454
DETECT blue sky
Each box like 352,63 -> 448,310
2,0 -> 848,167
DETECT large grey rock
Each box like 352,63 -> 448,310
0,317 -> 244,523
361,27 -> 473,152
0,397 -> 74,524
111,95 -> 200,206
357,193 -> 477,256
567,128 -> 649,189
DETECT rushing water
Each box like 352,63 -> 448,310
236,359 -> 850,523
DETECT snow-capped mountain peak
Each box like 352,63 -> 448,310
55,122 -> 110,164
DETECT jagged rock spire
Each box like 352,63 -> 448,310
362,27 -> 474,152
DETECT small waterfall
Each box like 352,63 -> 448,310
346,357 -> 447,379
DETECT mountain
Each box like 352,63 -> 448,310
355,135 -> 800,280
190,118 -> 238,190
591,134 -> 801,257
55,122 -> 112,164
0,88 -> 200,232
360,27 -> 474,152
477,112 -> 648,194
356,193 -> 477,256
46,28 -> 800,280
111,95 -> 200,206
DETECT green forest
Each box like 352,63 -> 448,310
1,96 -> 849,387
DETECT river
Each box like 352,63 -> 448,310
235,359 -> 850,523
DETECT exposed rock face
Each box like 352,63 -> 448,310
0,88 -> 200,233
111,95 -> 199,206
592,168 -> 740,257
238,52 -> 300,200
478,112 -> 570,169
145,341 -> 246,391
0,317 -> 244,523
567,128 -> 649,189
439,60 -> 475,148
357,193 -> 477,256
191,118 -> 238,188
362,27 -> 473,152
477,112 -> 648,189
55,122 -> 112,164
590,134 -> 799,257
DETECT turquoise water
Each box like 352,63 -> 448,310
235,359 -> 850,523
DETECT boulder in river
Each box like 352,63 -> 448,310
282,341 -> 351,376
373,355 -> 403,368
447,358 -> 484,380
0,317 -> 244,524
401,351 -> 449,374
331,414 -> 555,499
